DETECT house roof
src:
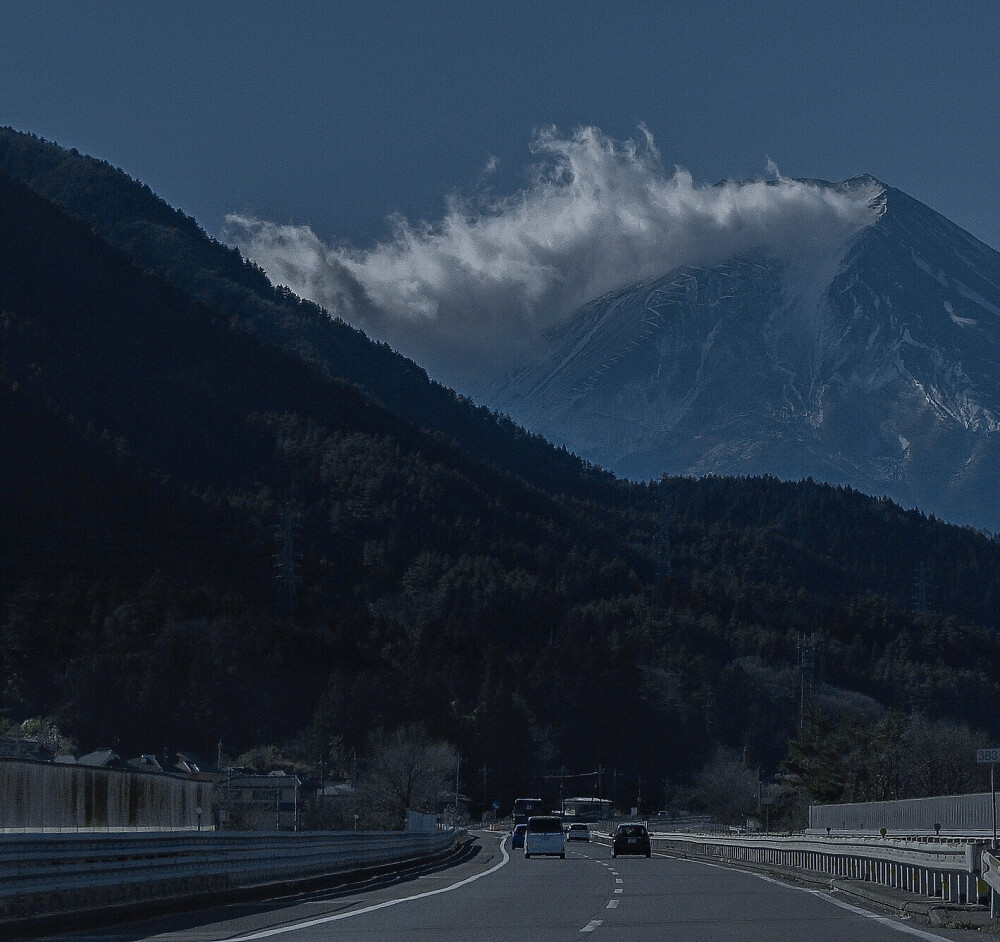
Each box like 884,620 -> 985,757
77,749 -> 121,767
128,754 -> 164,772
226,773 -> 303,788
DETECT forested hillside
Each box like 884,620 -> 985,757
2,136 -> 1000,819
0,127 -> 606,499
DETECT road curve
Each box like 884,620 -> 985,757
46,830 -> 985,942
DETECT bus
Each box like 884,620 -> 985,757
512,798 -> 544,826
563,797 -> 611,822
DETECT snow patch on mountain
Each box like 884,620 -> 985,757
945,300 -> 976,326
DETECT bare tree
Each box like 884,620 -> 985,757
900,715 -> 990,797
359,724 -> 458,829
690,747 -> 760,826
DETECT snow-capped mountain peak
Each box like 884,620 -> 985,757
491,177 -> 1000,531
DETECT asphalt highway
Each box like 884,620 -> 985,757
50,831 -> 987,942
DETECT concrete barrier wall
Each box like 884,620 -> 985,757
810,793 -> 996,834
0,758 -> 212,831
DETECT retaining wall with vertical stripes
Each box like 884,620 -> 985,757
0,758 -> 212,831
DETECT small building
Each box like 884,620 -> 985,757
215,771 -> 316,830
0,736 -> 54,761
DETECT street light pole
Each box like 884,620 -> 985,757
976,749 -> 1000,850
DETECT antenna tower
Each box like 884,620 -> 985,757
274,503 -> 302,615
913,561 -> 934,613
797,633 -> 815,728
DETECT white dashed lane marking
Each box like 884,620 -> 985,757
577,845 -> 625,933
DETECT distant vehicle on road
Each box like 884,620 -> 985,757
512,797 -> 544,826
524,815 -> 566,859
562,797 -> 611,821
566,823 -> 591,842
511,824 -> 527,849
612,823 -> 651,858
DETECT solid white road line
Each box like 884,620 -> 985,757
654,852 -> 957,942
228,836 -> 511,941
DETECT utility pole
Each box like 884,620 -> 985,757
455,755 -> 461,819
481,764 -> 488,807
978,750 -> 1000,851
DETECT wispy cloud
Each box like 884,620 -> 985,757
224,126 -> 882,393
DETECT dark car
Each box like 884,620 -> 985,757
612,823 -> 651,858
511,824 -> 527,849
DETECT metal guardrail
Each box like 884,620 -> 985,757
982,850 -> 1000,917
0,829 -> 459,921
651,831 -> 990,910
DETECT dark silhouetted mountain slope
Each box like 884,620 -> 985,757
0,127 -> 607,498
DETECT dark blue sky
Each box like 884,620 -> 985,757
2,0 -> 998,250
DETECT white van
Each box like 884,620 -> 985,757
524,815 -> 566,858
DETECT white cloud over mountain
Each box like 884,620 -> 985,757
225,126 -> 882,392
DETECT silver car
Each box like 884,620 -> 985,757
524,815 -> 566,858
